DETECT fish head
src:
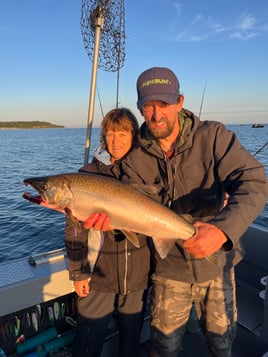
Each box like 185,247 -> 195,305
23,175 -> 73,210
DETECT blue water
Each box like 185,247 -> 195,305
0,125 -> 267,263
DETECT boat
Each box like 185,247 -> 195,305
252,124 -> 265,128
1,3 -> 267,356
0,247 -> 150,357
0,223 -> 267,357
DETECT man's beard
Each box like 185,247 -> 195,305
147,118 -> 174,139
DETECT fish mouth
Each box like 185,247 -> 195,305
23,191 -> 44,205
23,181 -> 46,205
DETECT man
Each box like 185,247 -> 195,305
86,67 -> 267,356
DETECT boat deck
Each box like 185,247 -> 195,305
37,324 -> 267,357
1,224 -> 268,356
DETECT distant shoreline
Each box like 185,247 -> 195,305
0,121 -> 64,130
0,127 -> 64,130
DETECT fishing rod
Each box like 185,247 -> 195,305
96,86 -> 104,119
198,80 -> 207,119
197,81 -> 267,158
253,141 -> 268,157
198,81 -> 267,158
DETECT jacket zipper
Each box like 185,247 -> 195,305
123,239 -> 128,295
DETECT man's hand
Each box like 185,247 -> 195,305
183,222 -> 227,258
73,279 -> 91,297
84,213 -> 113,231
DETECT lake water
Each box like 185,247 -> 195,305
0,125 -> 267,263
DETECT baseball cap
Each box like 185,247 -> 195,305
137,67 -> 180,109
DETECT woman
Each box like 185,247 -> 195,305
65,108 -> 151,357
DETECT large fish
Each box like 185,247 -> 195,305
23,172 -> 195,259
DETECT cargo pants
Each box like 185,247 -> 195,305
150,268 -> 237,357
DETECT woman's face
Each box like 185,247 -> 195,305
105,129 -> 133,163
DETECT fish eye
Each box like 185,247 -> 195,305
41,183 -> 48,191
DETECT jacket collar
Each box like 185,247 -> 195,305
93,145 -> 111,165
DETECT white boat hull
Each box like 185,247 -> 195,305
0,249 -> 73,317
0,224 -> 267,356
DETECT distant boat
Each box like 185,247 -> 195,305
252,123 -> 265,128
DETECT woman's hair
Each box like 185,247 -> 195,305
100,108 -> 140,150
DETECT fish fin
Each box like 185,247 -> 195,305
130,183 -> 160,198
87,229 -> 104,272
121,230 -> 140,248
65,208 -> 82,233
180,214 -> 194,224
152,238 -> 178,259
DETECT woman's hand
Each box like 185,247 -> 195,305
73,279 -> 91,297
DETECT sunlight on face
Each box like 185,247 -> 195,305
142,101 -> 180,139
105,130 -> 133,163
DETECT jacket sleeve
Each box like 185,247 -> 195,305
65,216 -> 91,281
208,123 -> 268,244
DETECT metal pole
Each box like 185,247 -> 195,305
84,13 -> 104,165
116,65 -> 120,108
115,1 -> 123,108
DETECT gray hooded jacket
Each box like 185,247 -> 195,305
120,109 -> 267,283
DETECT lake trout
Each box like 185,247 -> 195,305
23,172 -> 195,259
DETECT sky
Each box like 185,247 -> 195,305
0,0 -> 268,128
